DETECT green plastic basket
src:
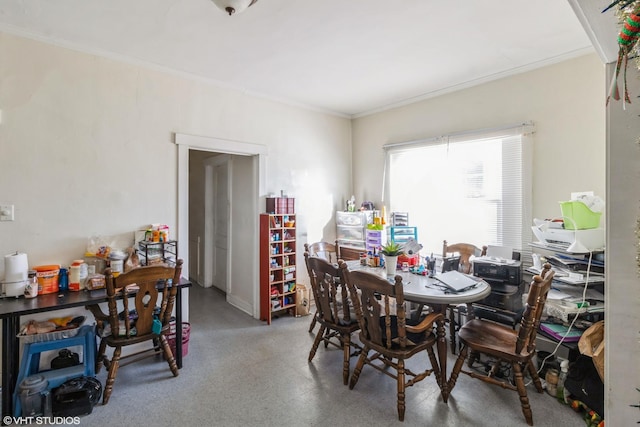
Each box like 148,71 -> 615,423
559,201 -> 601,230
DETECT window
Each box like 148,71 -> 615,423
384,123 -> 533,261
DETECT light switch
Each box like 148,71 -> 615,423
0,205 -> 15,221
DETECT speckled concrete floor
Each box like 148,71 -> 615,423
76,285 -> 587,427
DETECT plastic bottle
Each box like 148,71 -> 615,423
545,368 -> 558,396
58,268 -> 69,292
556,359 -> 569,404
24,270 -> 38,298
69,264 -> 81,291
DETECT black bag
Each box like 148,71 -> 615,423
52,376 -> 102,417
564,354 -> 604,418
51,349 -> 80,370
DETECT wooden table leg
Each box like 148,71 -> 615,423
434,304 -> 449,402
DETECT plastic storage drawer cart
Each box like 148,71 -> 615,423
387,226 -> 418,244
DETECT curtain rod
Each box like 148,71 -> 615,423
383,121 -> 535,150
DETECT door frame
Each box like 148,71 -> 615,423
176,133 -> 267,319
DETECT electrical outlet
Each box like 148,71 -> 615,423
0,205 -> 15,221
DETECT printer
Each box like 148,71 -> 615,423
472,257 -> 524,324
531,221 -> 604,253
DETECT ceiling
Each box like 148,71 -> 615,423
0,0 -> 610,117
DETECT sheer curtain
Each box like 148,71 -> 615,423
383,123 -> 534,262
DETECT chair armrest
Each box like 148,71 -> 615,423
85,304 -> 108,321
406,312 -> 444,334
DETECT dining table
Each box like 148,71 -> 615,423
345,260 -> 491,401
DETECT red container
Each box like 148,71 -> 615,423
397,254 -> 419,267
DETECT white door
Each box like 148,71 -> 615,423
213,159 -> 230,292
204,155 -> 231,292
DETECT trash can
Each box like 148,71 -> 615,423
167,321 -> 191,358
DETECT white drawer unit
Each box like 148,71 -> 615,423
336,210 -> 373,227
337,238 -> 366,250
336,210 -> 373,249
337,225 -> 366,241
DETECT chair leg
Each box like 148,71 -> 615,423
512,362 -> 534,426
95,338 -> 107,374
448,305 -> 457,354
349,347 -> 368,390
342,333 -> 351,385
411,303 -> 425,322
426,346 -> 443,391
396,358 -> 406,421
467,349 -> 480,368
160,335 -> 179,376
447,344 -> 468,393
526,360 -> 544,393
308,325 -> 326,362
324,327 -> 333,348
102,346 -> 121,405
308,311 -> 317,333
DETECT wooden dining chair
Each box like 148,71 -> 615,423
341,261 -> 444,421
304,252 -> 361,385
86,259 -> 183,404
441,240 -> 487,354
442,240 -> 486,274
304,241 -> 339,333
335,243 -> 362,261
447,264 -> 554,426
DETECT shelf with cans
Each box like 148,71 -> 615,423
259,212 -> 297,324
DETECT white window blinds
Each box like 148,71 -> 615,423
383,122 -> 534,262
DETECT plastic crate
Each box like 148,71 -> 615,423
559,201 -> 601,230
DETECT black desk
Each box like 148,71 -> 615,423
0,278 -> 191,418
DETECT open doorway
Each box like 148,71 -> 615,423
188,151 -> 231,293
176,133 -> 267,320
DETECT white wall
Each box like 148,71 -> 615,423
0,32 -> 352,286
606,62 -> 640,426
351,53 -> 606,225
